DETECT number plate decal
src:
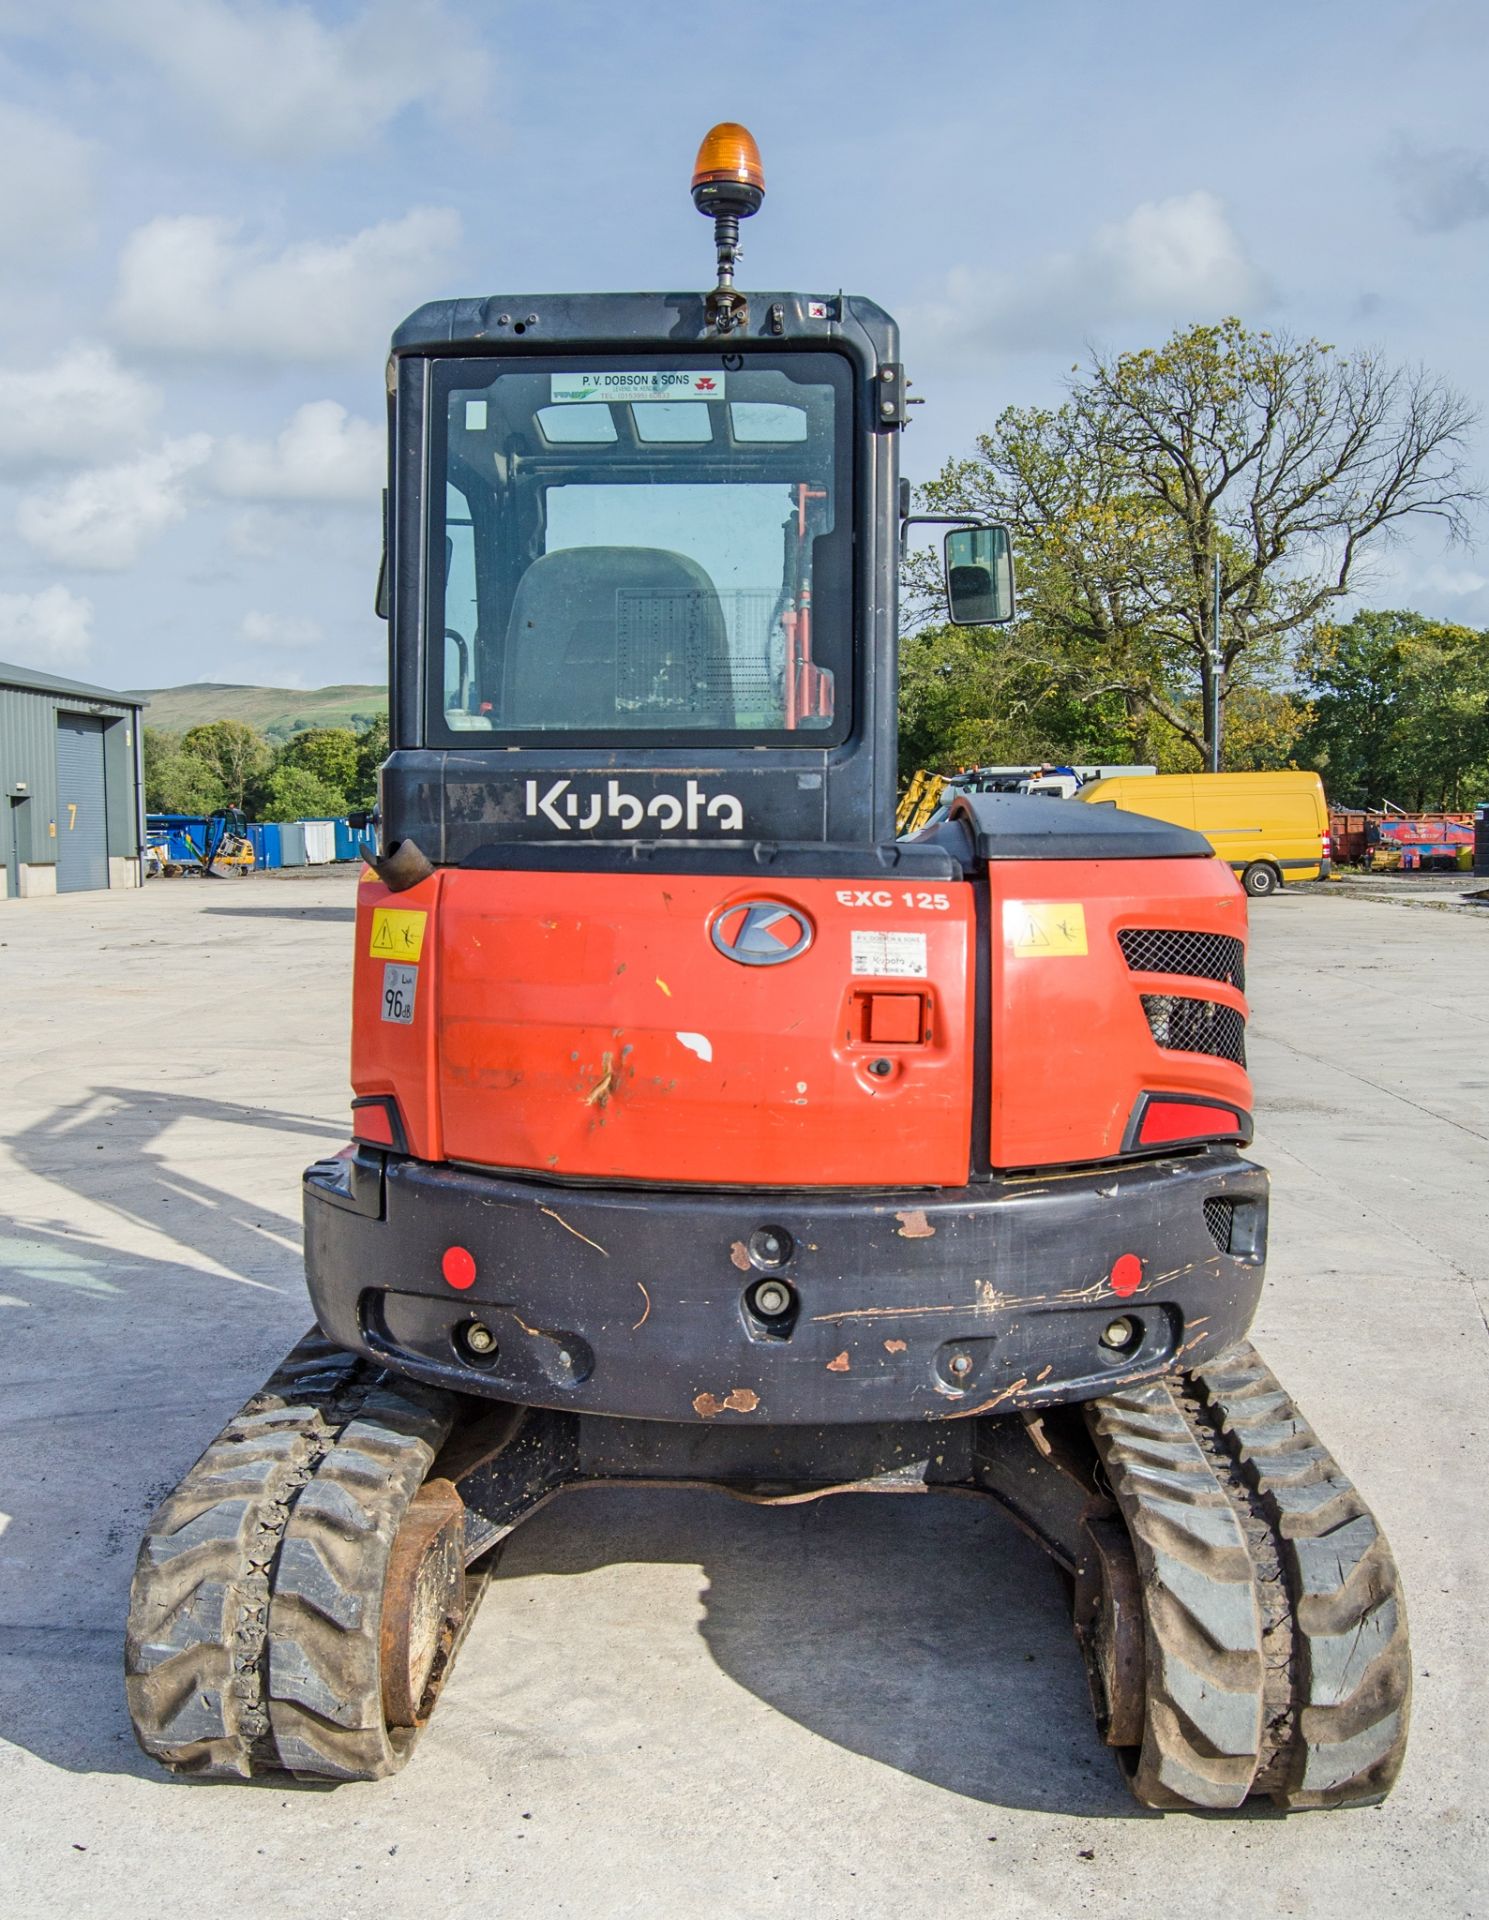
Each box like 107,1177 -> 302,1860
381,963 -> 418,1024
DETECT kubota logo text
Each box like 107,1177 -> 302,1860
525,778 -> 745,834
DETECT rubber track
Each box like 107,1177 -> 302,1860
1190,1341 -> 1411,1809
1089,1343 -> 1410,1811
1089,1381 -> 1267,1808
126,1330 -> 460,1781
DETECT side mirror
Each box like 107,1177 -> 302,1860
944,524 -> 1014,626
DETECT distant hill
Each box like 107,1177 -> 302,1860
133,682 -> 386,741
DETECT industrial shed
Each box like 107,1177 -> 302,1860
0,661 -> 146,899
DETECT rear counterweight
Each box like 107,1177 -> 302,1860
305,1145 -> 1267,1426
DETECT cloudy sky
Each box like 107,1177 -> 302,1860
0,0 -> 1485,694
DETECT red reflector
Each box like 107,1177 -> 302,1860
1110,1253 -> 1143,1297
352,1103 -> 395,1146
1138,1100 -> 1243,1145
442,1246 -> 477,1291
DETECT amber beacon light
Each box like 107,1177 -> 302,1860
692,122 -> 764,334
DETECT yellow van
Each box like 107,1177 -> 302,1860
1079,770 -> 1330,897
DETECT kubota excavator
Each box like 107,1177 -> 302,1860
126,126 -> 1409,1810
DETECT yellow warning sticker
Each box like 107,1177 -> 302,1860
369,907 -> 427,962
1004,901 -> 1088,957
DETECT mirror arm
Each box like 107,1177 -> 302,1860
900,511 -> 984,558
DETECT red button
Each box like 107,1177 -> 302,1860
1110,1253 -> 1143,1297
442,1246 -> 477,1290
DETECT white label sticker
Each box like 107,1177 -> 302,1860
851,930 -> 928,978
807,299 -> 829,319
464,399 -> 488,430
381,963 -> 417,1024
549,370 -> 726,403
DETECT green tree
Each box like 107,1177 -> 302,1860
262,764 -> 349,822
917,320 -> 1479,767
277,726 -> 360,798
1297,611 -> 1489,809
142,727 -> 225,814
898,620 -> 1139,776
352,714 -> 388,809
180,720 -> 273,811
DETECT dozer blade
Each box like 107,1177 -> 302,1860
1077,1339 -> 1411,1811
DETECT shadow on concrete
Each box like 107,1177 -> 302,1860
203,906 -> 357,922
3,1083 -> 1148,1815
482,1482 -> 1148,1819
6,1082 -> 336,1290
0,1422 -> 1147,1815
0,1084 -> 334,1782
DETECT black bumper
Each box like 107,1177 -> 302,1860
304,1148 -> 1268,1426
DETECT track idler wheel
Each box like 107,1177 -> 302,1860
1079,1341 -> 1411,1812
1072,1514 -> 1146,1751
380,1479 -> 467,1730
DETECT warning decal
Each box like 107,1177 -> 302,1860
851,930 -> 928,978
369,907 -> 427,962
1004,901 -> 1088,957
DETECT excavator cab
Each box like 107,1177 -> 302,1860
126,126 -> 1409,1812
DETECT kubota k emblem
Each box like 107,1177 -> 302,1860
710,901 -> 813,966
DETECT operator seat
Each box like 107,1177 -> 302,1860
502,545 -> 735,729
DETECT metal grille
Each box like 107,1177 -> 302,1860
1141,994 -> 1247,1066
1119,928 -> 1245,991
1203,1197 -> 1236,1254
615,588 -> 780,718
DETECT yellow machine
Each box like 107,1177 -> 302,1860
1080,771 -> 1330,897
895,769 -> 948,835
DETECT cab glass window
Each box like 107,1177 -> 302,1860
427,354 -> 853,746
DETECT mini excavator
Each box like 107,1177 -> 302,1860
127,126 -> 1409,1810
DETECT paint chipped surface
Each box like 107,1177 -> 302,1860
655,976 -> 672,997
729,1240 -> 751,1272
676,1031 -> 713,1062
538,1205 -> 608,1257
895,1208 -> 935,1239
884,1338 -> 907,1354
944,1377 -> 1030,1420
693,1387 -> 762,1419
826,1350 -> 851,1372
583,1051 -> 616,1108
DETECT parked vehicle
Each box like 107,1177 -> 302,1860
1080,771 -> 1331,897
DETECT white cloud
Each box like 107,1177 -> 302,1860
16,435 -> 212,570
0,346 -> 161,471
914,191 -> 1266,355
85,0 -> 489,160
0,103 -> 94,256
0,585 -> 95,669
241,610 -> 324,653
213,401 -> 381,503
112,209 -> 462,364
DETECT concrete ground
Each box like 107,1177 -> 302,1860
1,869 -> 1485,1919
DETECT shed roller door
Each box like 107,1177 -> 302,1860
56,714 -> 109,893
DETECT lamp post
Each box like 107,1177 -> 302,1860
1208,551 -> 1223,774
